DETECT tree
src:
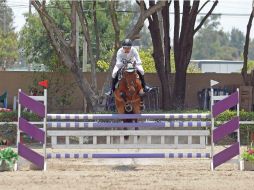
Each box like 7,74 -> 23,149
248,39 -> 254,60
230,28 -> 245,58
31,0 -> 165,111
21,1 -> 145,69
192,16 -> 242,60
31,0 -> 99,111
0,0 -> 18,68
19,14 -> 58,70
0,0 -> 15,33
143,0 -> 218,110
242,1 -> 254,85
170,0 -> 218,109
0,31 -> 18,68
142,0 -> 171,110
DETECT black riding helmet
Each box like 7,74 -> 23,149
122,39 -> 132,47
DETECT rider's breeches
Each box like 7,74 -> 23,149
112,64 -> 144,78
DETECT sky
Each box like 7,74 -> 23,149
6,0 -> 254,38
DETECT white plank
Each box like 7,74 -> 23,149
161,136 -> 165,144
213,95 -> 228,101
51,136 -> 57,145
147,136 -> 151,144
106,136 -> 110,144
200,136 -> 206,146
174,136 -> 178,145
134,136 -> 138,144
29,96 -> 46,101
50,143 -> 207,149
79,137 -> 83,144
66,136 -> 69,145
120,136 -> 124,144
188,136 -> 192,145
93,136 -> 97,145
47,130 -> 210,136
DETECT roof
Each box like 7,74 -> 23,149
191,60 -> 243,64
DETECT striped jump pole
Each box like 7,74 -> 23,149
47,121 -> 211,128
46,152 -> 211,159
47,113 -> 211,120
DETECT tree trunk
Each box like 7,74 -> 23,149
92,1 -> 100,62
76,1 -> 97,92
100,1 -> 120,95
242,7 -> 254,85
148,1 -> 171,110
173,68 -> 187,109
162,2 -> 171,73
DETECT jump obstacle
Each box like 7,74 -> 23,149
16,80 -> 243,171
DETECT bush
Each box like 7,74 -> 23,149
97,60 -> 109,72
0,112 -> 17,122
216,110 -> 254,121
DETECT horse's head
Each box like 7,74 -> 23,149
122,63 -> 138,95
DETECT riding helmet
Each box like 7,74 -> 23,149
122,39 -> 132,47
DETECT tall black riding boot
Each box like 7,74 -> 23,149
137,71 -> 153,92
105,77 -> 118,96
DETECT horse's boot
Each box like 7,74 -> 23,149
137,72 -> 153,93
105,77 -> 118,96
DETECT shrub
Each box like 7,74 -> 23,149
0,148 -> 18,169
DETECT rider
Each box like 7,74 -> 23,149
105,39 -> 153,96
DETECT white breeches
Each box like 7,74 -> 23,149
112,64 -> 144,78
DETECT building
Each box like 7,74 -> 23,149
191,60 -> 243,73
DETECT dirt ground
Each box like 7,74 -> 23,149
1,156 -> 254,190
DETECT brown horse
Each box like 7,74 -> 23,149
114,62 -> 144,115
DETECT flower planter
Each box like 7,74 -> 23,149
0,160 -> 13,172
244,160 -> 254,171
0,148 -> 18,172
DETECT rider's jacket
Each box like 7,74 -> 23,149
116,47 -> 142,67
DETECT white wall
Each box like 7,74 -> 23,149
201,63 -> 243,73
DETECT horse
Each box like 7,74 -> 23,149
113,62 -> 145,140
114,62 -> 144,115
113,62 -> 144,140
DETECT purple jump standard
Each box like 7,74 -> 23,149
211,90 -> 241,170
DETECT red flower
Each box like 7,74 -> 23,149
247,149 -> 254,155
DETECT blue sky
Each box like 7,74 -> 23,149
7,0 -> 254,38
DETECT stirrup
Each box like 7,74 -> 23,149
144,86 -> 153,92
105,90 -> 113,96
